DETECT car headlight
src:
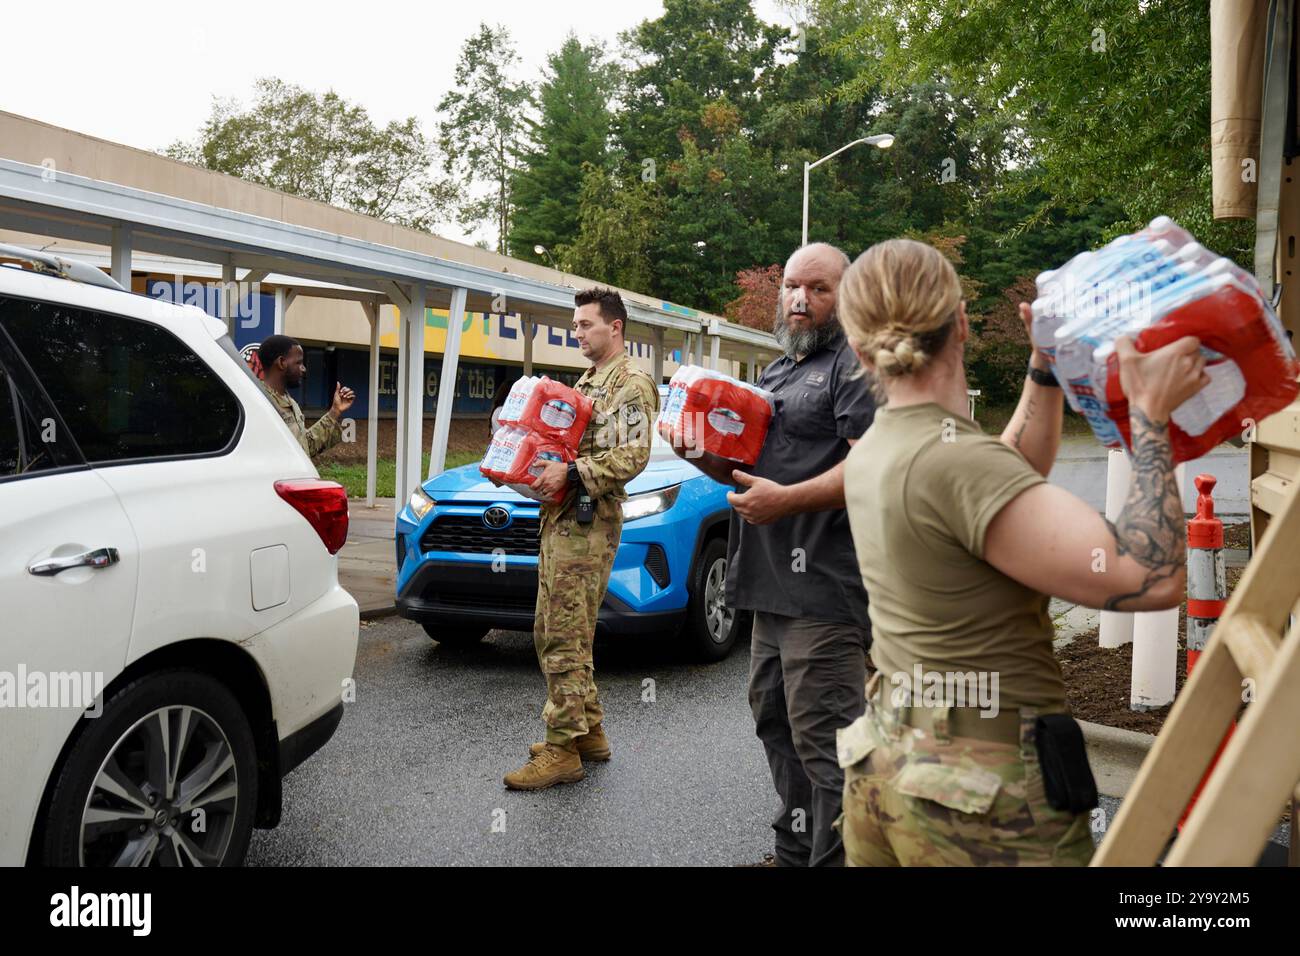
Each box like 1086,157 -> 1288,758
408,487 -> 436,521
622,484 -> 680,522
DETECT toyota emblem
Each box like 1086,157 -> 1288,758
483,506 -> 511,530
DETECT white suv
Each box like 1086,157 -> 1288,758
0,246 -> 359,866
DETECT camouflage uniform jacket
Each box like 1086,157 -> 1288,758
260,381 -> 342,459
554,351 -> 659,512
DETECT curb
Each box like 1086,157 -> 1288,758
1079,719 -> 1155,799
360,605 -> 398,621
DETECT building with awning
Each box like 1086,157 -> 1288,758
0,110 -> 782,509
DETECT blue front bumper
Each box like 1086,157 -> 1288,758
394,478 -> 727,637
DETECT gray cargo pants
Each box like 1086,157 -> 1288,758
749,612 -> 869,867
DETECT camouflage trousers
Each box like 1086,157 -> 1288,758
835,686 -> 1094,867
534,500 -> 622,746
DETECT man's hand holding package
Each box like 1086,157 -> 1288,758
728,470 -> 790,525
532,458 -> 569,499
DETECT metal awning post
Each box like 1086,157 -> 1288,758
364,300 -> 381,508
429,286 -> 467,479
110,223 -> 132,288
522,313 -> 534,376
220,261 -> 236,337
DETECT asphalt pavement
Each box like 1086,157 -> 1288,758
246,618 -> 775,866
1048,437 -> 1249,516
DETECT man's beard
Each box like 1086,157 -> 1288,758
773,308 -> 841,359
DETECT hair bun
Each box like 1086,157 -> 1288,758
874,347 -> 903,375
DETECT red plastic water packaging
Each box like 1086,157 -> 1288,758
504,432 -> 574,504
479,425 -> 527,482
479,426 -> 574,503
497,376 -> 539,427
1100,273 -> 1300,461
1034,217 -> 1300,463
657,365 -> 775,465
515,376 -> 593,449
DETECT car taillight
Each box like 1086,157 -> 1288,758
274,479 -> 349,554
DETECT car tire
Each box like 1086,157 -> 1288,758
422,623 -> 489,648
682,537 -> 746,662
39,669 -> 258,867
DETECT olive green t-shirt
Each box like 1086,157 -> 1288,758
844,402 -> 1066,711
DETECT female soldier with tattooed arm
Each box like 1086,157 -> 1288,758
834,239 -> 1209,867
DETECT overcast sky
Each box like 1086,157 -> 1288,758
2,0 -> 791,245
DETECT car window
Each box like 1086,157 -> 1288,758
0,295 -> 241,464
0,363 -> 60,478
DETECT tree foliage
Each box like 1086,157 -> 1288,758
436,23 -> 533,254
726,264 -> 783,329
163,2 -> 1244,408
508,35 -> 617,264
165,77 -> 458,231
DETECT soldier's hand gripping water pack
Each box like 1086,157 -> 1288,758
480,425 -> 575,504
1031,216 -> 1299,462
656,365 -> 776,465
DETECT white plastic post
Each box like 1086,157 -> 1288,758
365,302 -> 380,508
1130,607 -> 1179,711
1099,448 -> 1135,648
1129,462 -> 1186,711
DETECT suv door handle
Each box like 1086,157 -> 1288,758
28,547 -> 121,576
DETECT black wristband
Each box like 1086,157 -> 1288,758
567,462 -> 580,486
1028,365 -> 1060,388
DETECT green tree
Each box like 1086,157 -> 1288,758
655,99 -> 787,311
825,0 -> 1251,262
437,23 -> 533,253
560,164 -> 664,293
508,35 -> 618,263
616,0 -> 786,175
165,77 -> 458,230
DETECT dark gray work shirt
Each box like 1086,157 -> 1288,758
725,329 -> 876,626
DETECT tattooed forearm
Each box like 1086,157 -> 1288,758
1102,408 -> 1185,610
1010,394 -> 1036,450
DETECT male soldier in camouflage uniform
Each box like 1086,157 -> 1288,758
502,287 -> 659,791
835,674 -> 1094,866
256,334 -> 355,458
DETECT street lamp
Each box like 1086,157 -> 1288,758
533,244 -> 556,268
801,133 -> 894,245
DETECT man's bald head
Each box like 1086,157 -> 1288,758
775,242 -> 851,359
785,242 -> 851,276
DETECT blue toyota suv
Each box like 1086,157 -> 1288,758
395,397 -> 748,661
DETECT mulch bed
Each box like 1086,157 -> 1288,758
1222,522 -> 1251,551
1061,565 -> 1245,734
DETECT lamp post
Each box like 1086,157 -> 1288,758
801,133 -> 894,245
533,244 -> 556,268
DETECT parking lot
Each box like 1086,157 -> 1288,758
246,618 -> 775,866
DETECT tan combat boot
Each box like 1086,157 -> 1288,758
503,742 -> 584,791
529,724 -> 612,762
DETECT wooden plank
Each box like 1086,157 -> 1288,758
1221,614 -> 1280,689
1096,447 -> 1300,865
1169,614 -> 1300,864
1092,639 -> 1242,865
